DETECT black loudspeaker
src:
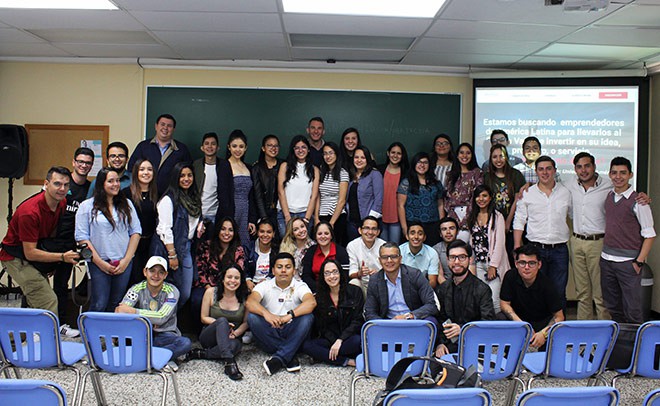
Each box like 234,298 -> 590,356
0,124 -> 29,179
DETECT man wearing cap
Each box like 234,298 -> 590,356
116,256 -> 192,367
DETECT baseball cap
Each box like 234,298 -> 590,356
145,256 -> 168,271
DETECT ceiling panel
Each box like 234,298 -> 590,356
152,31 -> 287,49
171,46 -> 290,60
537,43 -> 660,60
0,9 -> 144,30
291,48 -> 406,62
112,0 -> 278,13
426,20 -> 576,42
283,14 -> 432,36
439,0 -> 625,26
596,3 -> 660,26
0,28 -> 45,42
414,38 -> 546,55
403,51 -> 520,67
0,42 -> 72,56
561,26 -> 660,47
28,30 -> 158,44
131,12 -> 282,33
54,43 -> 179,58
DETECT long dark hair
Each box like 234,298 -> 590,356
257,134 -> 279,169
406,152 -> 437,195
320,141 -> 343,182
430,133 -> 455,173
92,168 -> 132,230
466,184 -> 496,231
447,142 -> 478,190
164,162 -> 200,207
284,135 -> 315,187
225,129 -> 248,161
349,145 -> 376,181
210,217 -> 242,270
385,142 -> 409,175
128,158 -> 157,211
256,217 -> 280,268
486,144 -> 516,199
214,263 -> 249,303
316,258 -> 349,311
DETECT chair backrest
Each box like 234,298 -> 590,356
643,388 -> 660,406
516,387 -> 619,406
0,379 -> 67,406
457,321 -> 532,382
384,388 -> 491,406
78,312 -> 153,374
361,319 -> 436,378
629,321 -> 660,378
0,308 -> 63,369
544,320 -> 618,379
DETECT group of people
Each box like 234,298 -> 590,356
0,113 -> 654,380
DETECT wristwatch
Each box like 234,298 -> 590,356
287,309 -> 296,319
633,260 -> 645,268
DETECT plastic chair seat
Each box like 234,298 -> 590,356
516,386 -> 619,406
60,342 -> 87,365
383,387 -> 492,406
0,379 -> 68,406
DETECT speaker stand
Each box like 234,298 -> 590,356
1,177 -> 21,298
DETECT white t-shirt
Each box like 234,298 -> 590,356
254,243 -> 271,283
278,162 -> 313,213
253,277 -> 312,316
201,163 -> 218,218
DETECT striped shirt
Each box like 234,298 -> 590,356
318,168 -> 349,216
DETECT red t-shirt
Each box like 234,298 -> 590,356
0,192 -> 65,261
382,170 -> 400,223
311,242 -> 337,280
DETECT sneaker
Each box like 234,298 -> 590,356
263,357 -> 283,376
241,331 -> 253,345
285,356 -> 301,373
166,360 -> 179,372
59,324 -> 80,338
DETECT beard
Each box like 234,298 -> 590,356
452,266 -> 469,278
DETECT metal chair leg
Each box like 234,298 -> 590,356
156,371 -> 169,406
349,373 -> 368,406
169,369 -> 182,406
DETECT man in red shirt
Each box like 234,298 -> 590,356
0,167 -> 80,314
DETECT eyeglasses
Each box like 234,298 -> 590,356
108,154 -> 127,159
448,254 -> 469,262
492,137 -> 507,144
435,141 -> 450,147
323,269 -> 340,277
265,143 -> 279,149
379,254 -> 400,261
516,260 -> 539,268
74,159 -> 94,166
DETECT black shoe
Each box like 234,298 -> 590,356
224,361 -> 244,381
285,356 -> 301,373
187,348 -> 206,360
263,357 -> 283,376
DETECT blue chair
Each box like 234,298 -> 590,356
522,320 -> 618,388
0,308 -> 86,404
78,312 -> 181,406
516,387 -> 620,406
643,388 -> 660,406
442,321 -> 532,405
383,387 -> 491,405
349,319 -> 437,406
0,379 -> 68,405
611,321 -> 660,388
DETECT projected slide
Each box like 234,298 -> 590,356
474,87 -> 639,177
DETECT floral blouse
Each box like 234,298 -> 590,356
195,241 -> 245,287
444,168 -> 483,229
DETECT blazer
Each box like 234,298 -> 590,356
301,242 -> 350,292
192,157 -> 235,224
251,159 -> 284,220
364,264 -> 439,321
485,211 -> 510,276
347,169 -> 384,220
128,137 -> 192,196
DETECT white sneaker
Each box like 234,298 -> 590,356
59,324 -> 80,338
242,331 -> 253,344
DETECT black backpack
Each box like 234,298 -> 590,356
373,356 -> 482,406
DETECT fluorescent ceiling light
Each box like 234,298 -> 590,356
282,0 -> 446,18
0,0 -> 117,10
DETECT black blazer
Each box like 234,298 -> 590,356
301,243 -> 350,292
364,264 -> 438,321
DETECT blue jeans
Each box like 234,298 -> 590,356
166,239 -> 193,307
536,243 -> 569,309
301,335 -> 361,366
277,210 -> 309,238
153,331 -> 192,360
381,222 -> 402,244
247,313 -> 313,364
88,260 -> 133,312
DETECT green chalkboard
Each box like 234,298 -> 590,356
145,87 -> 461,164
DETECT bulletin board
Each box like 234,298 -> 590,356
23,124 -> 109,185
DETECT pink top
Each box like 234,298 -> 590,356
382,170 -> 400,223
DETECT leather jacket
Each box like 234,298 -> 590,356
251,159 -> 283,220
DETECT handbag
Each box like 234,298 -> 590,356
372,356 -> 481,406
